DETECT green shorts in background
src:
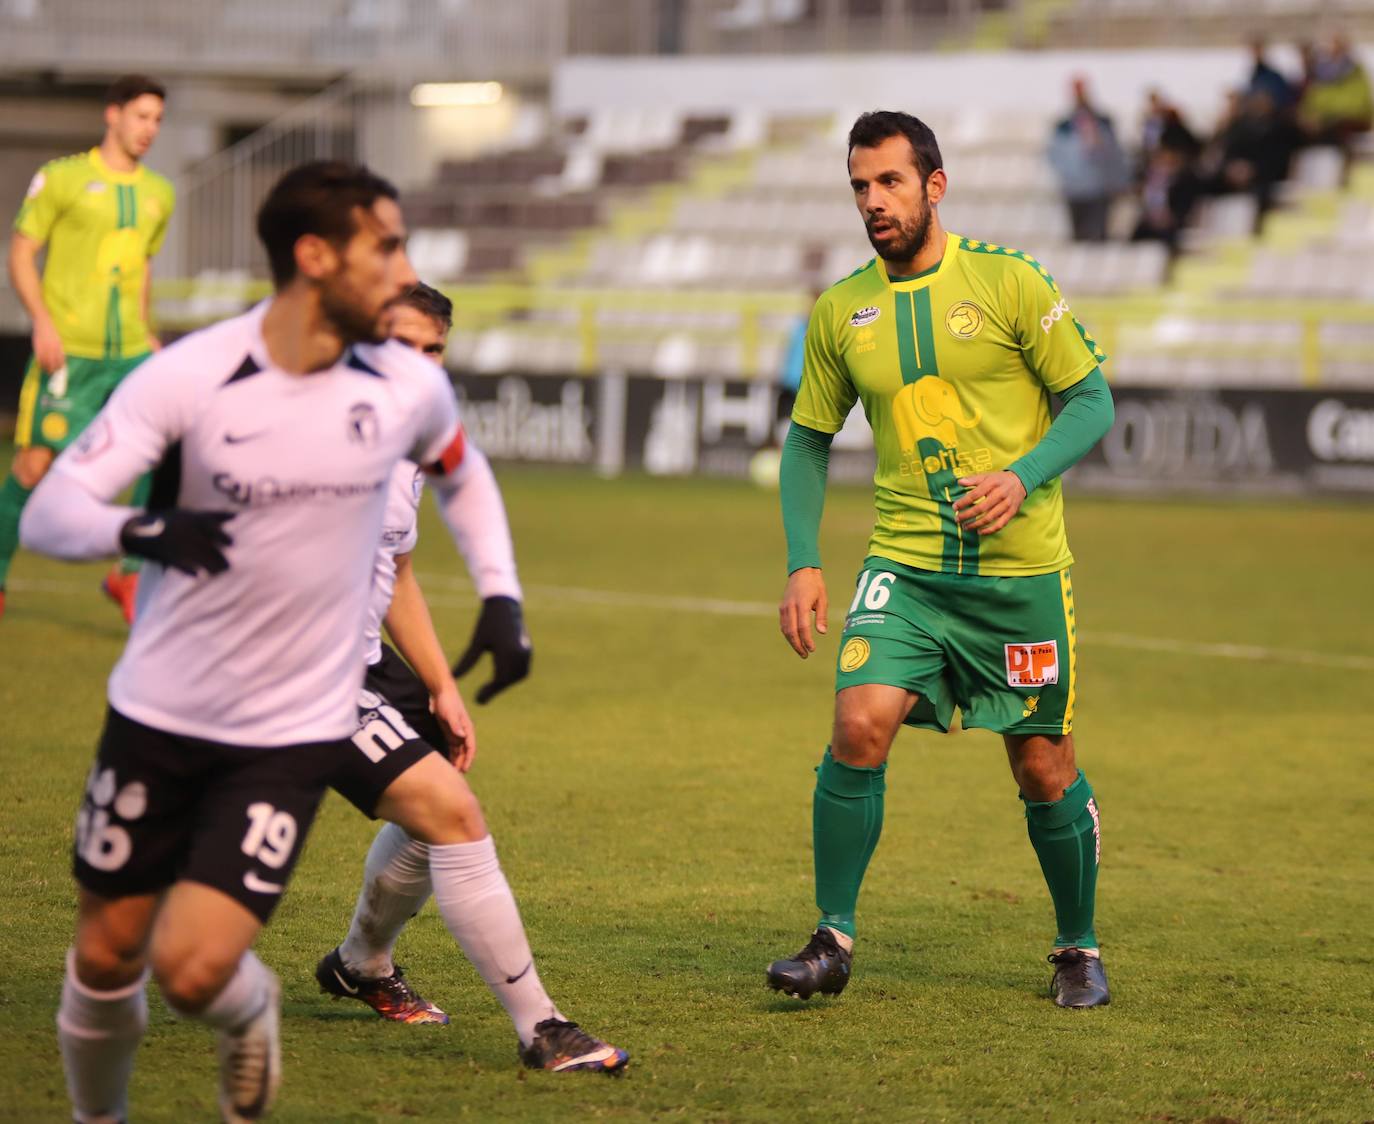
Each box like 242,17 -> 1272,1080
15,352 -> 150,452
835,555 -> 1078,736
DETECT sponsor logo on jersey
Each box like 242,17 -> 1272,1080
849,306 -> 881,327
893,375 -> 992,481
1005,641 -> 1059,687
839,637 -> 871,672
1040,298 -> 1071,334
853,326 -> 877,354
945,301 -> 985,340
348,402 -> 380,447
410,466 -> 425,503
211,471 -> 386,507
1022,695 -> 1040,717
85,180 -> 107,194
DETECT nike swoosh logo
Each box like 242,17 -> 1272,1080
127,518 -> 165,537
505,961 -> 533,985
551,1046 -> 618,1071
331,967 -> 360,995
224,430 -> 269,444
242,871 -> 284,894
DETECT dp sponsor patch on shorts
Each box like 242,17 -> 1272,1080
1005,640 -> 1058,687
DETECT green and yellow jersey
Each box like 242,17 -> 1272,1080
13,148 -> 175,360
793,234 -> 1107,577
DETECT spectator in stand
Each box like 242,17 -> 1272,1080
1048,77 -> 1131,242
1209,88 -> 1300,216
1131,146 -> 1203,254
1247,38 -> 1297,112
1140,89 -> 1201,166
1298,34 -> 1373,149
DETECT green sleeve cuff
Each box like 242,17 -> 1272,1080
1008,369 -> 1115,494
780,422 -> 833,573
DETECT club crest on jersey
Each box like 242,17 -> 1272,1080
849,306 -> 881,327
347,402 -> 380,447
1005,641 -> 1059,688
945,301 -> 984,340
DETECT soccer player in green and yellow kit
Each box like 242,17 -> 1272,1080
767,111 -> 1116,1008
0,74 -> 174,622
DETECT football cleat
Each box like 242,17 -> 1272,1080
1048,948 -> 1110,1008
518,1018 -> 629,1074
101,569 -> 138,625
217,969 -> 281,1123
766,927 -> 852,1000
314,948 -> 449,1025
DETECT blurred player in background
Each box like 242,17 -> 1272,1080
769,111 -> 1116,1010
314,281 -> 626,1075
1,74 -> 174,623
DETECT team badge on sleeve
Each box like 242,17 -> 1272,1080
26,171 -> 45,198
1004,640 -> 1059,687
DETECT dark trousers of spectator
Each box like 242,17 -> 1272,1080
1068,197 -> 1110,241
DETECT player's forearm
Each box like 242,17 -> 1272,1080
8,234 -> 51,327
384,559 -> 457,698
780,422 -> 834,573
20,470 -> 133,560
1007,368 -> 1115,494
429,446 -> 523,600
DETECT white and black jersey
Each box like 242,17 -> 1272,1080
363,460 -> 424,668
22,302 -> 465,747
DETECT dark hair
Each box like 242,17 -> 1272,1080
105,74 -> 166,107
396,282 -> 453,330
256,161 -> 400,287
847,111 -> 943,181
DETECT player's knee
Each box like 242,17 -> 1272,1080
832,710 -> 892,766
153,952 -> 239,1015
73,933 -> 147,991
1010,735 -> 1077,801
397,777 -> 486,845
13,446 -> 53,489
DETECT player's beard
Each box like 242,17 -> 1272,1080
319,277 -> 389,345
865,188 -> 934,264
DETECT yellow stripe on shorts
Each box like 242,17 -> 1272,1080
14,360 -> 42,448
1059,568 -> 1077,734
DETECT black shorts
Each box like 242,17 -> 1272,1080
328,643 -> 442,818
74,707 -> 344,922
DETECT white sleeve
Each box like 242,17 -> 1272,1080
20,353 -> 188,560
428,445 -> 522,601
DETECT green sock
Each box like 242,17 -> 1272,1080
1024,770 -> 1100,950
0,472 -> 34,589
813,747 -> 886,941
118,472 -> 152,575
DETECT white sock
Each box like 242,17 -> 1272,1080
57,949 -> 148,1124
176,950 -> 273,1033
429,835 -> 563,1046
339,822 -> 433,979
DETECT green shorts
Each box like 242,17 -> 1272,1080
15,353 -> 149,452
835,556 -> 1078,736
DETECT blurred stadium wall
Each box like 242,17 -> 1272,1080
2,0 -> 1373,494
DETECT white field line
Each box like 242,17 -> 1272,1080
12,574 -> 1374,674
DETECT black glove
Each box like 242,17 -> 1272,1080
119,510 -> 235,577
452,595 -> 532,704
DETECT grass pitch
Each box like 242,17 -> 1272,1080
2,466 -> 1372,1122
